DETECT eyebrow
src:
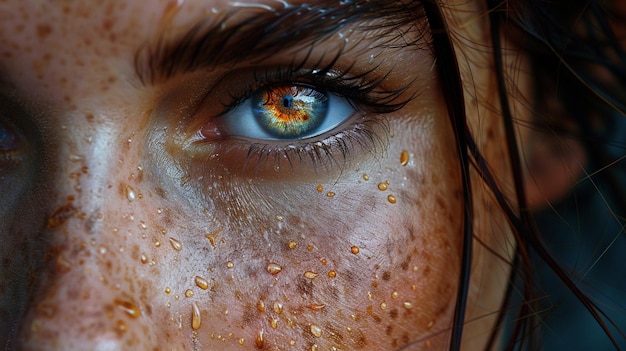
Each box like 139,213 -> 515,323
134,0 -> 427,85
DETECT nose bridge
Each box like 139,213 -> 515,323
15,120 -> 159,350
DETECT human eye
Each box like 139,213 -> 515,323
184,63 -> 412,178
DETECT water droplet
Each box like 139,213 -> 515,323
307,245 -> 314,251
351,246 -> 360,254
165,287 -> 171,294
185,289 -> 194,298
380,302 -> 387,310
169,237 -> 182,251
238,338 -> 245,345
320,258 -> 327,265
191,302 -> 201,330
316,184 -> 323,192
255,329 -> 265,349
310,324 -> 322,338
116,320 -> 127,335
368,54 -> 375,64
307,304 -> 325,311
114,299 -> 141,319
304,271 -> 319,279
290,340 -> 296,346
328,270 -> 337,278
387,195 -> 397,204
140,254 -> 148,264
427,320 -> 434,329
403,301 -> 413,309
400,150 -> 409,166
205,230 -> 220,248
326,191 -> 335,197
273,302 -> 283,314
391,291 -> 399,299
154,240 -> 161,247
267,263 -> 282,275
362,173 -> 369,181
139,222 -> 147,229
257,299 -> 266,313
126,185 -> 136,202
377,182 -> 388,191
288,241 -> 297,249
195,276 -> 209,290
226,261 -> 234,268
270,317 -> 278,329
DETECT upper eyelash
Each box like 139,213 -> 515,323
217,50 -> 417,117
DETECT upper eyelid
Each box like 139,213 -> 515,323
134,0 -> 429,85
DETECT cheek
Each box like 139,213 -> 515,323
142,124 -> 463,350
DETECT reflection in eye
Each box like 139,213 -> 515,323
0,120 -> 18,151
218,83 -> 354,140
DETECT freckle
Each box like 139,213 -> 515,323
403,301 -> 413,309
257,300 -> 266,313
326,191 -> 335,197
351,246 -> 360,254
165,287 -> 171,294
185,289 -> 194,298
140,254 -> 148,264
380,302 -> 387,310
328,270 -> 337,278
125,185 -> 136,202
310,324 -> 322,338
362,173 -> 369,181
288,241 -> 297,249
316,184 -> 323,192
267,263 -> 282,275
377,182 -> 388,191
273,302 -> 283,314
227,261 -> 235,268
391,291 -> 399,299
195,276 -> 209,290
400,150 -> 409,166
114,299 -> 140,319
255,329 -> 265,349
304,271 -> 318,279
387,195 -> 397,204
191,302 -> 201,330
169,237 -> 182,251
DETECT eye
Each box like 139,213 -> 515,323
217,83 -> 355,141
0,120 -> 18,152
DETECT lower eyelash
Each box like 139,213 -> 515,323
211,114 -> 390,178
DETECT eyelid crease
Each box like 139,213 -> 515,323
134,0 -> 429,85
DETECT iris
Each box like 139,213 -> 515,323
252,84 -> 328,139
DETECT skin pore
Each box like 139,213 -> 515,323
0,0 -> 522,350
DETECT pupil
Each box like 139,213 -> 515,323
282,95 -> 293,108
0,122 -> 17,151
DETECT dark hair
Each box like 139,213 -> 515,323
424,0 -> 625,349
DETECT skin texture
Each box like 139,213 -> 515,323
0,0 -> 522,350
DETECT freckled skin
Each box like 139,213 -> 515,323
0,0 -> 521,350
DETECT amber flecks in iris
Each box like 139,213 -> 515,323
351,246 -> 360,254
195,276 -> 209,290
267,262 -> 282,275
400,150 -> 409,166
191,302 -> 201,330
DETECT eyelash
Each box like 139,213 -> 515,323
193,57 -> 413,176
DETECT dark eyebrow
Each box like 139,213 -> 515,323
134,0 -> 427,85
